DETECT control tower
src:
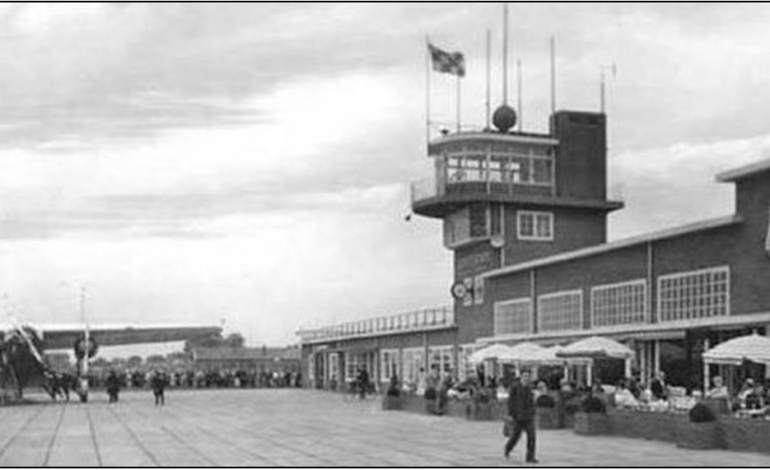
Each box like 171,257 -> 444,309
410,105 -> 623,342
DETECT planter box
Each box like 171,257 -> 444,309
574,412 -> 611,436
560,396 -> 582,429
675,420 -> 724,450
563,413 -> 575,429
445,399 -> 468,418
401,394 -> 427,414
466,400 -> 507,421
536,407 -> 561,430
721,416 -> 770,455
381,395 -> 404,411
425,398 -> 439,415
467,401 -> 495,421
607,409 -> 679,441
703,398 -> 730,416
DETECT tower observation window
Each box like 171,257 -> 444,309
517,211 -> 553,241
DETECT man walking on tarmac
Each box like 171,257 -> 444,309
504,370 -> 538,464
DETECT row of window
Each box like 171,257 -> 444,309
518,211 -> 553,241
380,346 -> 454,384
493,266 -> 731,336
445,207 -> 554,249
317,343 -> 508,386
444,154 -> 554,186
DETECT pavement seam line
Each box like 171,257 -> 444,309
106,404 -> 161,467
170,400 -> 337,467
159,423 -> 219,467
152,400 -> 284,466
0,406 -> 47,460
168,397 -> 390,467
85,406 -> 103,467
42,404 -> 66,467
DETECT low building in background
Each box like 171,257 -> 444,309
191,345 -> 300,374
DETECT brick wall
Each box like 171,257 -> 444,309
551,111 -> 607,201
502,205 -> 607,265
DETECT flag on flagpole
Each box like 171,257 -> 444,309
428,43 -> 465,78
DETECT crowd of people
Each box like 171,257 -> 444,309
85,368 -> 302,390
706,375 -> 770,414
43,367 -> 303,403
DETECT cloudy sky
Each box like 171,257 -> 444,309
1,3 -> 770,354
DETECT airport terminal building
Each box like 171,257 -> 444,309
297,108 -> 770,392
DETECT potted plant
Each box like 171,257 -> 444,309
535,394 -> 561,429
676,402 -> 724,450
573,395 -> 611,435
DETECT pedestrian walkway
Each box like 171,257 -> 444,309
0,389 -> 768,466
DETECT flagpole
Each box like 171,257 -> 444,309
517,59 -> 522,132
550,35 -> 556,116
485,29 -> 491,130
502,3 -> 509,105
456,74 -> 461,133
425,35 -> 431,145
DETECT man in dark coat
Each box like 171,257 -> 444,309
356,367 -> 370,399
106,370 -> 121,403
504,370 -> 538,463
151,370 -> 167,406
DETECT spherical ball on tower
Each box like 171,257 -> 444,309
492,104 -> 517,133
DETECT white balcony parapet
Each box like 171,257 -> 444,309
297,305 -> 455,344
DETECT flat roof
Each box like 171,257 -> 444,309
716,157 -> 770,182
483,214 -> 743,280
429,131 -> 559,147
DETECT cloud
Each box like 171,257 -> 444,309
609,134 -> 770,239
0,66 -> 424,240
3,4 -> 770,347
0,3 -> 443,150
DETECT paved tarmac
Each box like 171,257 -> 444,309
0,388 -> 769,467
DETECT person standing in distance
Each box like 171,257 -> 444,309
106,370 -> 122,403
151,370 -> 167,406
504,370 -> 538,464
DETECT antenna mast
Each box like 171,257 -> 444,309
502,3 -> 509,104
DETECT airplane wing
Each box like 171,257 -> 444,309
5,323 -> 223,350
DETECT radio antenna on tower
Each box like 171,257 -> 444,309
492,3 -> 517,133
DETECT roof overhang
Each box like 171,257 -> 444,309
475,311 -> 770,346
429,131 -> 558,151
716,158 -> 770,182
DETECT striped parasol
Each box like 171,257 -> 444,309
469,343 -> 514,364
498,342 -> 546,363
702,333 -> 770,366
556,336 -> 633,360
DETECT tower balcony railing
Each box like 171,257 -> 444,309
411,174 -> 553,207
297,305 -> 455,344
